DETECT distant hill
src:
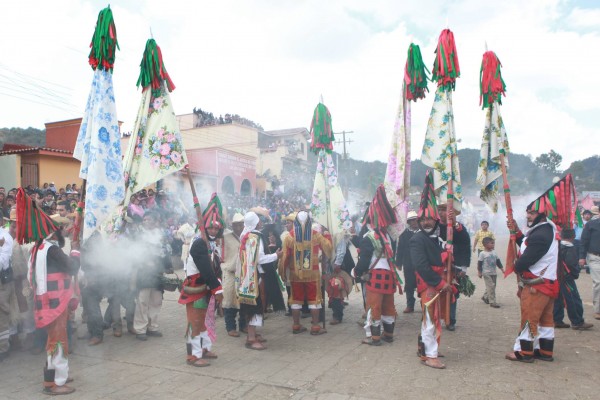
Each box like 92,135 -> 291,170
0,127 -> 46,148
565,156 -> 600,191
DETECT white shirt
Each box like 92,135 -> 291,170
0,228 -> 13,271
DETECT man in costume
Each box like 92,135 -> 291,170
178,194 -> 225,366
281,210 -> 332,335
222,213 -> 246,337
395,210 -> 419,313
329,228 -> 355,324
237,211 -> 282,350
353,185 -> 400,345
410,173 -> 452,369
438,203 -> 471,331
505,199 -> 560,363
30,225 -> 80,394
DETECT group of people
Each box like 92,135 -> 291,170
1,175 -> 600,395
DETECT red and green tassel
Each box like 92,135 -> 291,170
418,171 -> 440,221
479,51 -> 506,109
432,29 -> 460,92
404,43 -> 430,102
15,188 -> 58,244
309,103 -> 334,154
88,6 -> 119,72
202,193 -> 225,229
136,39 -> 176,96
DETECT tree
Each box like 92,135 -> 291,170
534,150 -> 562,174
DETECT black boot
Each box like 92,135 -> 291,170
365,324 -> 382,346
382,323 -> 394,343
534,338 -> 554,361
186,343 -> 192,357
513,339 -> 534,363
43,366 -> 55,392
417,334 -> 426,359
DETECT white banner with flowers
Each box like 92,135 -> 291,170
73,69 -> 125,242
310,150 -> 352,246
122,82 -> 188,205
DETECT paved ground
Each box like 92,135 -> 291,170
2,235 -> 599,399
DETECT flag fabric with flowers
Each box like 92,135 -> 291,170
73,6 -> 124,242
122,39 -> 187,205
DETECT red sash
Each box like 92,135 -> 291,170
522,271 -> 559,299
178,273 -> 208,305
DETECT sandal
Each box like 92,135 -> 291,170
292,325 -> 307,334
255,334 -> 267,343
203,350 -> 218,359
191,359 -> 211,367
422,358 -> 446,369
362,338 -> 382,346
245,341 -> 266,350
310,327 -> 327,335
505,351 -> 534,363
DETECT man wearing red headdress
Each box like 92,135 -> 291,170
178,194 -> 224,367
410,173 -> 452,369
281,210 -> 332,335
505,202 -> 559,363
353,185 -> 400,346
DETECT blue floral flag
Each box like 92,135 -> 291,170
73,69 -> 125,242
122,82 -> 188,205
421,87 -> 463,213
476,103 -> 509,212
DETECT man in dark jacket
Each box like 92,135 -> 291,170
395,211 -> 419,313
437,204 -> 471,331
133,212 -> 173,341
579,206 -> 600,321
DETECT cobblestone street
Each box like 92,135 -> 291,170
2,236 -> 599,399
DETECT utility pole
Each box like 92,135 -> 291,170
334,130 -> 354,160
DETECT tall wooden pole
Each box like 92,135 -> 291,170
186,167 -> 206,239
500,151 -> 518,276
445,177 -> 454,327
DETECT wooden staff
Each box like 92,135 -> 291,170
500,151 -> 518,276
185,166 -> 206,239
445,178 -> 454,327
71,179 -> 87,247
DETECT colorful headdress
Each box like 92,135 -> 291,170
309,103 -> 334,154
417,171 -> 440,221
15,188 -> 58,244
202,193 -> 224,229
527,174 -> 578,228
404,43 -> 430,102
366,185 -> 397,230
432,29 -> 460,91
479,51 -> 506,109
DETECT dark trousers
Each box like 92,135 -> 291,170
553,279 -> 585,326
82,285 -> 105,339
450,293 -> 460,325
403,267 -> 416,309
330,298 -> 344,321
223,308 -> 246,332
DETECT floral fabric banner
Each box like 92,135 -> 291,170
476,103 -> 510,212
73,69 -> 124,242
384,92 -> 411,239
421,87 -> 463,213
122,82 -> 188,205
310,151 -> 352,242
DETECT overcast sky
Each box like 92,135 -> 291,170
1,0 -> 598,168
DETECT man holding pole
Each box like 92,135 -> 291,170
410,172 -> 453,369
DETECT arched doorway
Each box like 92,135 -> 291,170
221,176 -> 234,195
240,179 -> 252,196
